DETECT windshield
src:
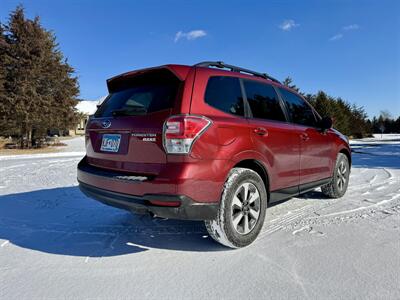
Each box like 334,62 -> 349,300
95,69 -> 180,117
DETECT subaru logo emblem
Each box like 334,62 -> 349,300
101,120 -> 111,129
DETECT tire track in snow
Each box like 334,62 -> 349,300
1,157 -> 81,195
347,171 -> 394,192
286,189 -> 400,231
260,205 -> 314,237
258,163 -> 400,237
1,240 -> 9,247
308,194 -> 400,219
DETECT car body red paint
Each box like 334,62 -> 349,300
77,62 -> 351,221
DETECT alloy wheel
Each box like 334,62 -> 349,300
337,160 -> 348,191
231,182 -> 261,235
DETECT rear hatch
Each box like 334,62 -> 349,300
86,67 -> 185,175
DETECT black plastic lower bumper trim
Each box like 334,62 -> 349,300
78,181 -> 219,221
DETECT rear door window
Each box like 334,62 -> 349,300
204,76 -> 244,116
279,88 -> 317,127
95,69 -> 180,117
243,80 -> 286,122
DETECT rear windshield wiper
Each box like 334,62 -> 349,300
112,107 -> 147,116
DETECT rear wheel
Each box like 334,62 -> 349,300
321,153 -> 350,198
205,168 -> 267,248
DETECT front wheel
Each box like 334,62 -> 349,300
205,168 -> 267,248
321,153 -> 350,198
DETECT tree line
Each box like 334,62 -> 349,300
283,78 -> 400,138
0,6 -> 79,147
370,111 -> 400,134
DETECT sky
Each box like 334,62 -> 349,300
1,0 -> 399,118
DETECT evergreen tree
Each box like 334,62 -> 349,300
349,104 -> 369,138
0,22 -> 14,135
395,117 -> 400,133
283,76 -> 372,137
0,6 -> 79,147
282,77 -> 301,93
371,112 -> 400,133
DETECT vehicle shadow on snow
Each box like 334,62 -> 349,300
0,187 -> 226,257
296,190 -> 330,200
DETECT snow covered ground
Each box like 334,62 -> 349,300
0,135 -> 399,299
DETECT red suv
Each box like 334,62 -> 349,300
78,61 -> 351,248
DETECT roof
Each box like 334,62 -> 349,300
106,62 -> 282,89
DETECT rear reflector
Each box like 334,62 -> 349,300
149,200 -> 181,207
163,115 -> 211,154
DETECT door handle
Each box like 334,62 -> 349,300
300,133 -> 310,141
253,127 -> 268,136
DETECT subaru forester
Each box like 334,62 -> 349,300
77,61 -> 351,248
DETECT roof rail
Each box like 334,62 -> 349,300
194,61 -> 281,83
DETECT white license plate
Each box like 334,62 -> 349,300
100,134 -> 121,152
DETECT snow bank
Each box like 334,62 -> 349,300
75,100 -> 99,115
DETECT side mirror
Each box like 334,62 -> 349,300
319,116 -> 333,130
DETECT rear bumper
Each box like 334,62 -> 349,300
78,181 -> 218,220
77,157 -> 219,220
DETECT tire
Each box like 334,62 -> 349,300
321,153 -> 350,198
205,168 -> 267,248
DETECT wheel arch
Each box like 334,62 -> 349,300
233,159 -> 270,201
339,147 -> 352,166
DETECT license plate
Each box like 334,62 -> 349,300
100,134 -> 121,152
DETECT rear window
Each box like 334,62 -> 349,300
204,76 -> 244,116
95,69 -> 180,117
243,80 -> 286,122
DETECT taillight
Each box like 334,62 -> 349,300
163,115 -> 211,154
